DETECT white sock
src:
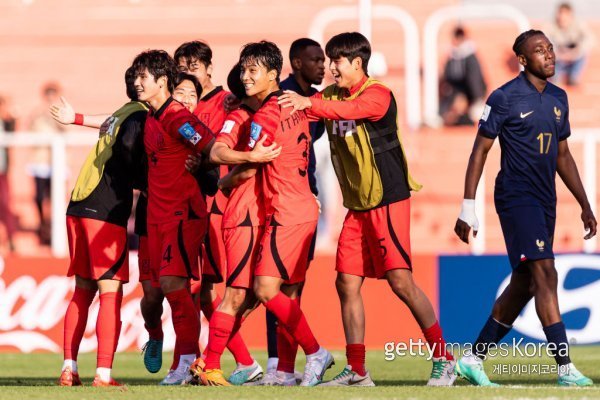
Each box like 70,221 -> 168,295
178,354 -> 196,370
267,357 -> 279,373
462,354 -> 483,365
62,359 -> 77,373
96,367 -> 111,382
558,362 -> 575,377
306,346 -> 323,361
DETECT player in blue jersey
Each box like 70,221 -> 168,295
454,30 -> 597,387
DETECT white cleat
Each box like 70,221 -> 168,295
160,358 -> 192,386
319,365 -> 375,387
427,357 -> 457,387
300,347 -> 335,387
228,360 -> 263,385
245,370 -> 297,386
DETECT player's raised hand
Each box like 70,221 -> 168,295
49,96 -> 75,125
582,206 -> 597,240
249,135 -> 281,163
455,199 -> 479,244
278,90 -> 311,114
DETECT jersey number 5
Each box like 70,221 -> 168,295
537,133 -> 552,154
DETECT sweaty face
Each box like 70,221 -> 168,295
241,59 -> 272,98
178,57 -> 211,90
298,46 -> 325,85
329,57 -> 357,89
521,34 -> 556,79
172,79 -> 198,113
134,68 -> 162,102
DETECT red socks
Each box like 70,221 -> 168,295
63,286 -> 96,361
165,288 -> 199,356
204,311 -> 235,370
264,292 -> 319,355
277,297 -> 300,373
422,321 -> 453,360
346,343 -> 366,376
96,291 -> 123,368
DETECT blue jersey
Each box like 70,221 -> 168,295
478,72 -> 570,211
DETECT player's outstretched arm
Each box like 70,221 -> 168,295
557,139 -> 597,239
209,136 -> 281,165
49,96 -> 110,129
454,134 -> 495,244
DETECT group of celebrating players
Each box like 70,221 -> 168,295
51,28 -> 595,389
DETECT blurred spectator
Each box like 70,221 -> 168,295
439,26 -> 487,126
547,2 -> 594,86
0,95 -> 17,252
28,82 -> 66,245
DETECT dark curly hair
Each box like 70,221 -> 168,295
131,50 -> 178,93
239,41 -> 283,83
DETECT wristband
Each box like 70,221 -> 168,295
74,113 -> 84,126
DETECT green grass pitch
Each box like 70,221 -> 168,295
0,347 -> 599,399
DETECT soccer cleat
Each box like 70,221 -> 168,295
427,357 -> 457,386
141,339 -> 163,374
228,360 -> 263,385
200,369 -> 232,386
160,357 -> 193,386
455,357 -> 499,387
319,365 -> 375,387
300,347 -> 335,387
245,370 -> 297,386
58,367 -> 82,386
558,365 -> 593,387
92,375 -> 124,387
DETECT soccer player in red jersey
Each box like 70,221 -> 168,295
53,66 -> 147,387
174,41 -> 230,312
190,41 -> 333,387
131,49 -> 215,382
279,32 -> 456,386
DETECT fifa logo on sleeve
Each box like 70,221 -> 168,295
249,122 -> 262,149
332,120 -> 357,137
536,239 -> 545,252
554,107 -> 561,122
178,122 -> 202,145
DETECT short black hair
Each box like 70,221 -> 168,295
131,50 -> 178,93
125,66 -> 138,101
289,38 -> 321,62
558,2 -> 572,11
325,32 -> 371,74
512,29 -> 546,56
227,63 -> 246,100
174,41 -> 213,68
453,26 -> 465,39
239,41 -> 283,83
175,72 -> 202,98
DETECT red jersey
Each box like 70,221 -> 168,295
252,90 -> 318,226
216,105 -> 265,228
195,86 -> 231,215
144,98 -> 214,223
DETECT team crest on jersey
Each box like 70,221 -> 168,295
554,106 -> 561,122
178,122 -> 202,145
332,120 -> 357,138
249,122 -> 262,148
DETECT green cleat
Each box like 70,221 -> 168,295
558,364 -> 593,387
228,360 -> 263,385
141,339 -> 163,374
455,357 -> 499,387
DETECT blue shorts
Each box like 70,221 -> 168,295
498,206 -> 555,269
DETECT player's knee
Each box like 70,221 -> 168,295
253,281 -> 276,303
388,276 -> 417,302
335,274 -> 361,298
221,288 -> 246,313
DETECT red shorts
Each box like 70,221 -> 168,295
66,216 -> 129,282
255,221 -> 317,284
148,219 -> 205,288
138,235 -> 151,282
224,226 -> 264,289
201,213 -> 226,284
336,199 -> 412,279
